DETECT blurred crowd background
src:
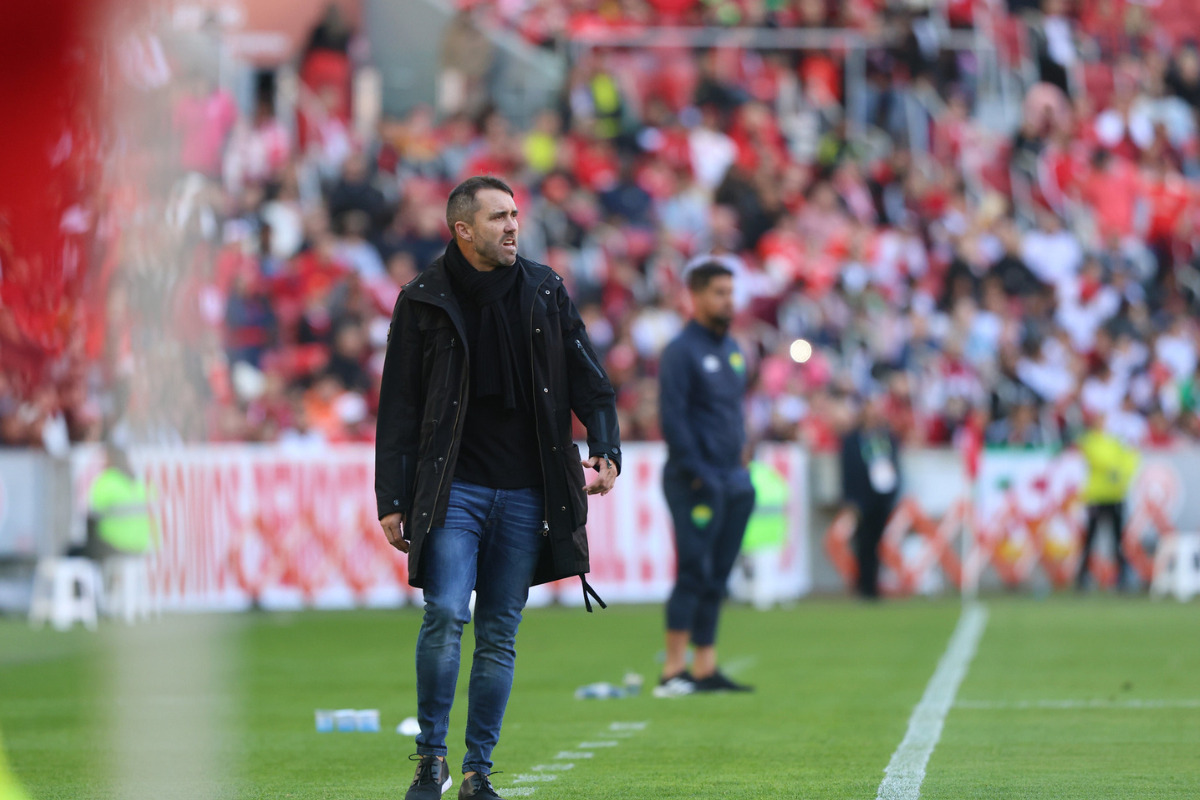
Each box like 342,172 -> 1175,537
3,0 -> 1200,457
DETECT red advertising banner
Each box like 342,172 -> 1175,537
72,444 -> 811,611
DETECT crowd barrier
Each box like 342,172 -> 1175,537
37,443 -> 1200,611
819,448 -> 1193,595
67,443 -> 811,611
0,451 -> 70,560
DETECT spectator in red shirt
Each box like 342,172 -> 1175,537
173,75 -> 237,178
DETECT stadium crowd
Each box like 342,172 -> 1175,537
3,0 -> 1200,456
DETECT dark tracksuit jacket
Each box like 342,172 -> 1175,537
659,320 -> 747,487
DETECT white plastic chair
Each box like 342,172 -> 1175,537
1151,532 -> 1200,602
28,558 -> 102,631
102,556 -> 156,624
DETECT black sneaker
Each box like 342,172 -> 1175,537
405,755 -> 452,799
652,670 -> 697,698
458,772 -> 505,799
694,670 -> 754,693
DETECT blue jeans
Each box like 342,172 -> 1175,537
415,480 -> 545,776
663,467 -> 756,647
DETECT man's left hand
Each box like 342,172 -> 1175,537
583,456 -> 618,496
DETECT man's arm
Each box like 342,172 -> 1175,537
558,283 -> 622,481
375,293 -> 424,528
658,337 -> 717,489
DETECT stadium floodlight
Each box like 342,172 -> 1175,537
789,339 -> 813,365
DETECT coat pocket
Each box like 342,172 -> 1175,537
565,443 -> 588,528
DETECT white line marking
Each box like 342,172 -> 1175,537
609,721 -> 648,731
504,722 -> 647,797
514,774 -> 559,783
956,698 -> 1200,710
876,604 -> 988,800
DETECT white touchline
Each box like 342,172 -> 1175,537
578,741 -> 618,747
875,604 -> 989,800
532,763 -> 575,771
555,751 -> 593,759
514,774 -> 559,783
503,789 -> 537,797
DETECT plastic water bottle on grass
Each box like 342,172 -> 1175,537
574,682 -> 624,699
356,709 -> 381,732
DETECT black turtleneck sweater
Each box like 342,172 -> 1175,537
450,277 -> 543,491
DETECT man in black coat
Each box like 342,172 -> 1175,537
840,394 -> 901,599
376,176 -> 620,800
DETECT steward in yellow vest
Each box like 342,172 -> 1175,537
72,445 -> 154,561
1075,419 -> 1140,590
742,461 -> 788,554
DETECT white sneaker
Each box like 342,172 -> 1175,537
652,671 -> 696,698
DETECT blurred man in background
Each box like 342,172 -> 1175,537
656,261 -> 756,697
1075,412 -> 1140,591
69,442 -> 154,563
840,395 -> 901,600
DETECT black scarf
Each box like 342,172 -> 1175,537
443,240 -> 523,410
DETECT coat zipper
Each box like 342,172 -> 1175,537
442,337 -> 456,395
427,338 -> 467,536
574,338 -> 605,380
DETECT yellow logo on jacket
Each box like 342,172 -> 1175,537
729,352 -> 745,375
691,503 -> 713,528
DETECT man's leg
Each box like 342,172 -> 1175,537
462,486 -> 544,777
1106,503 -> 1131,589
76,528 -> 119,562
692,476 -> 756,679
1077,504 -> 1101,589
662,630 -> 691,681
855,506 -> 885,598
662,474 -> 717,679
414,482 -> 490,760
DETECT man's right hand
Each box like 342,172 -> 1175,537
381,512 -> 408,552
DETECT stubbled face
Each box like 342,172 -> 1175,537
693,274 -> 735,332
460,188 -> 519,270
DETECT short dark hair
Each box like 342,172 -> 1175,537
446,175 -> 514,234
686,261 -> 734,292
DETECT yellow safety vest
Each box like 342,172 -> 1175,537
1077,430 -> 1139,505
590,73 -> 623,139
89,467 -> 155,554
742,461 -> 789,553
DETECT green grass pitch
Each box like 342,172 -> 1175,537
1,596 -> 1198,799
